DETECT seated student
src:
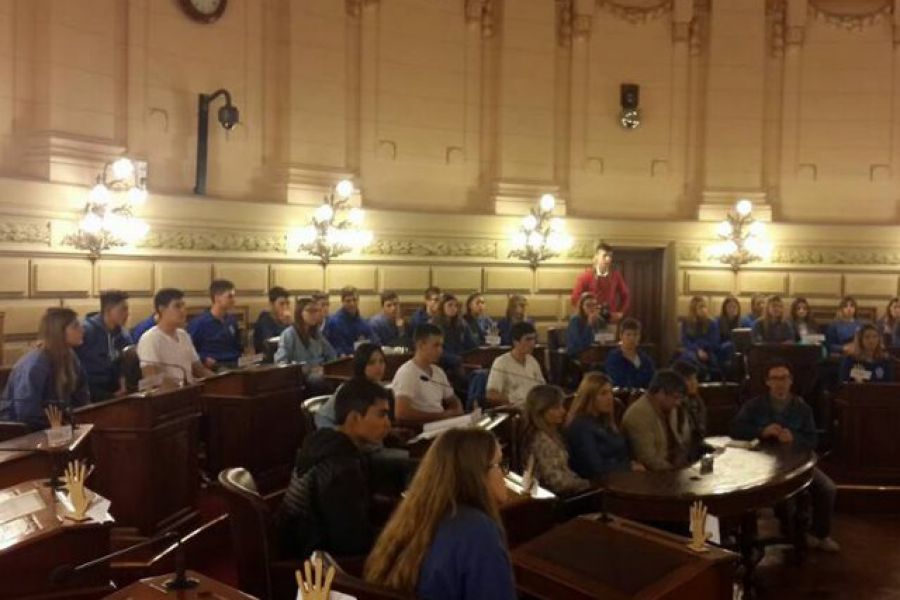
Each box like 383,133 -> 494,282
275,297 -> 337,394
485,321 -> 545,407
604,317 -> 655,389
566,292 -> 606,358
564,372 -> 637,478
679,296 -> 720,379
0,308 -> 91,430
130,312 -> 157,343
740,293 -> 766,328
463,293 -> 496,345
670,360 -> 708,461
621,369 -> 691,471
716,295 -> 742,364
752,295 -> 796,344
364,428 -> 517,600
497,294 -> 533,346
186,279 -> 243,369
433,293 -> 478,383
312,292 -> 330,336
876,297 -> 900,346
790,297 -> 820,342
252,286 -> 291,353
75,290 -> 132,401
840,323 -> 895,383
138,288 -> 215,384
391,324 -> 464,424
275,378 -> 392,560
409,286 -> 442,332
315,343 -> 390,430
325,286 -> 375,356
368,290 -> 410,348
520,385 -> 591,495
730,359 -> 839,552
825,296 -> 862,356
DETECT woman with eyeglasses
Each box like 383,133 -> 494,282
566,292 -> 606,359
364,428 -> 516,600
275,297 -> 337,395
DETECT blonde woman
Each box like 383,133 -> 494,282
564,372 -> 638,478
364,428 -> 516,600
751,295 -> 795,344
520,385 -> 591,495
0,308 -> 90,430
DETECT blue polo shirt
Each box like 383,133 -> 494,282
75,313 -> 133,400
604,347 -> 655,389
186,309 -> 243,365
131,314 -> 157,342
324,308 -> 374,356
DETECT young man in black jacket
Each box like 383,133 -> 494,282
275,377 -> 392,559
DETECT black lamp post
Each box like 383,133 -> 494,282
194,88 -> 239,195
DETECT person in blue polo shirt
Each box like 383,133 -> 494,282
409,286 -> 442,332
131,312 -> 157,342
324,286 -> 375,356
604,317 -> 655,389
253,286 -> 292,353
368,290 -> 410,348
75,290 -> 133,401
186,279 -> 243,369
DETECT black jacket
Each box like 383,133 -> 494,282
274,429 -> 374,560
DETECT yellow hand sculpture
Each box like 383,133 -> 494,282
295,556 -> 336,600
688,500 -> 711,552
64,459 -> 92,521
44,405 -> 63,429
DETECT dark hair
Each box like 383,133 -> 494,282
838,295 -> 858,317
595,241 -> 612,254
505,294 -> 527,322
154,288 -> 184,314
764,359 -> 793,378
414,323 -> 443,344
341,286 -> 359,301
334,378 -> 391,425
268,286 -> 289,304
647,369 -> 687,396
353,343 -> 386,379
209,279 -> 235,300
464,293 -> 483,317
719,295 -> 742,336
671,360 -> 699,380
424,286 -> 441,299
292,297 -> 319,343
311,292 -> 329,304
617,317 -> 641,340
381,290 -> 399,305
510,320 -> 536,342
435,293 -> 462,331
100,290 -> 129,313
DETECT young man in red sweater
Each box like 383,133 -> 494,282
570,242 -> 631,324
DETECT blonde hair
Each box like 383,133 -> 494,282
520,385 -> 566,452
38,308 -> 80,400
685,296 -> 711,336
565,372 -> 616,430
364,428 -> 504,594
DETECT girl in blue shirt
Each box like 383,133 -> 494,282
752,295 -> 796,344
876,297 -> 900,347
496,294 -> 532,346
463,293 -> 496,345
275,297 -> 337,395
604,317 -> 655,389
716,295 -> 742,364
566,292 -> 606,358
825,296 -> 862,356
679,296 -> 721,380
790,297 -> 821,342
364,429 -> 516,600
840,323 -> 895,383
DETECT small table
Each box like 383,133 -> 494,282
103,570 -> 258,599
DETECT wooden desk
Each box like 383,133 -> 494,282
73,385 -> 202,537
104,570 -> 258,599
200,365 -> 304,488
0,424 -> 93,489
0,479 -> 114,599
513,515 -> 736,600
747,344 -> 823,398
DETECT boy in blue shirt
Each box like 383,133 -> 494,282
368,290 -> 410,348
325,286 -> 375,356
75,290 -> 133,400
186,279 -> 243,369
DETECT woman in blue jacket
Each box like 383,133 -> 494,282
840,323 -> 895,383
679,296 -> 721,380
604,317 -> 655,389
825,296 -> 862,357
566,292 -> 606,358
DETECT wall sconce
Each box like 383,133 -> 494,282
194,88 -> 239,195
64,158 -> 149,262
508,194 -> 573,270
708,199 -> 772,271
290,180 -> 374,266
619,83 -> 641,130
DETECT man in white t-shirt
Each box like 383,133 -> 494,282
138,288 -> 215,384
486,321 -> 545,407
392,323 -> 464,423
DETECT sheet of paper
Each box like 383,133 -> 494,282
705,513 -> 722,545
0,490 -> 45,524
238,354 -> 264,368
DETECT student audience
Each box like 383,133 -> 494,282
0,308 -> 91,430
679,296 -> 720,379
485,321 -> 545,407
312,292 -> 330,335
716,295 -> 743,363
604,318 -> 655,389
276,378 -> 393,560
252,286 -> 291,353
325,286 -> 375,356
741,293 -> 767,328
564,372 -> 636,478
275,297 -> 337,394
432,293 -> 478,380
790,297 -> 820,342
730,359 -> 839,552
497,294 -> 532,346
752,295 -> 796,344
187,279 -> 243,368
368,290 -> 410,348
138,288 -> 214,383
670,360 -> 708,461
566,292 -> 606,358
463,293 -> 496,345
391,324 -> 464,424
410,287 -> 442,332
876,297 -> 900,346
839,323 -> 895,383
825,296 -> 862,356
570,241 -> 631,324
621,369 -> 691,471
76,290 -> 132,401
315,343 -> 390,430
364,428 -> 517,600
520,385 -> 591,494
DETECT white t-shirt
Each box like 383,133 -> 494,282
391,359 -> 454,414
486,352 -> 545,407
137,326 -> 200,383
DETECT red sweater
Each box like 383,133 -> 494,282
570,268 -> 631,314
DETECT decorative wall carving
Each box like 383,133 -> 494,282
465,0 -> 495,38
363,237 -> 498,258
346,0 -> 379,17
808,0 -> 892,32
138,229 -> 287,253
768,0 -> 786,57
770,245 -> 900,265
597,0 -> 672,25
0,221 -> 51,245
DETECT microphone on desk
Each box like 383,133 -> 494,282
419,374 -> 456,390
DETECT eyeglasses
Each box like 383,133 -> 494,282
488,460 -> 510,476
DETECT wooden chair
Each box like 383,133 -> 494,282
300,394 -> 331,432
311,551 -> 410,600
120,345 -> 141,392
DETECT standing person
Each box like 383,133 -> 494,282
621,370 -> 691,471
253,287 -> 292,353
825,296 -> 862,357
76,290 -> 132,400
839,324 -> 894,383
496,294 -> 533,346
485,321 -> 545,407
570,242 -> 630,324
187,279 -> 243,369
463,293 -> 496,345
325,286 -> 375,356
752,295 -> 796,344
368,290 -> 410,348
604,317 -> 655,389
138,288 -> 215,384
0,308 -> 91,431
679,296 -> 721,380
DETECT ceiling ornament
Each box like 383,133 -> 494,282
808,0 -> 892,32
596,0 -> 672,25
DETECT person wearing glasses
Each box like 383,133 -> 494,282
621,370 -> 691,471
731,359 -> 839,552
275,297 -> 337,395
485,321 -> 545,407
186,279 -> 243,369
566,292 -> 606,359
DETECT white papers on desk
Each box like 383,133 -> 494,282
706,513 -> 722,545
0,490 -> 45,524
238,353 -> 264,368
704,436 -> 760,451
800,333 -> 825,345
594,332 -> 616,344
504,472 -> 555,500
45,426 -> 72,447
410,409 -> 483,443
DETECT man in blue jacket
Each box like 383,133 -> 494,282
731,359 -> 839,552
186,279 -> 243,369
75,290 -> 133,400
325,286 -> 374,356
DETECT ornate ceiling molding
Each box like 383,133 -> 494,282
138,228 -> 287,253
678,242 -> 900,266
465,0 -> 495,38
346,0 -> 379,18
808,0 -> 892,32
363,237 -> 498,258
596,0 -> 673,25
0,220 -> 51,245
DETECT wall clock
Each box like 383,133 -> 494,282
178,0 -> 227,24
